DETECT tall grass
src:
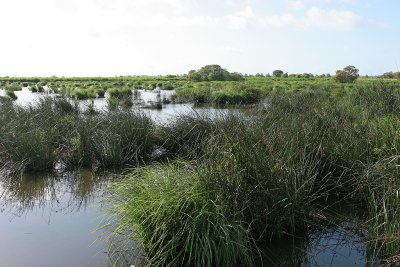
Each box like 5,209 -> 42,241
104,164 -> 254,267
5,90 -> 17,100
157,113 -> 216,158
0,97 -> 154,172
0,99 -> 58,171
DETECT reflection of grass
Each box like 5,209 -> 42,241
0,169 -> 108,216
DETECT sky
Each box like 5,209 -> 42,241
0,0 -> 398,77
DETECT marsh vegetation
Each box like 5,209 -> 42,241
1,73 -> 400,266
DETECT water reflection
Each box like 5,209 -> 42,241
261,222 -> 380,267
0,168 -> 116,267
0,169 -> 108,217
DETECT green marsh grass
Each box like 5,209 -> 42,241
0,97 -> 154,172
104,163 -> 254,267
5,90 -> 17,100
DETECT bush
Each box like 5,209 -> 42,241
334,65 -> 359,83
187,65 -> 244,82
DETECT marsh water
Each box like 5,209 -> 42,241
0,87 -> 229,124
0,88 -> 381,266
0,169 -> 113,267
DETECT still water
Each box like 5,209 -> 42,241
0,88 -> 381,266
0,88 -> 230,125
0,169 -> 378,266
0,169 -> 111,267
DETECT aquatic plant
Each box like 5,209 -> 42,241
5,90 -> 17,100
105,164 -> 254,267
0,97 -> 154,172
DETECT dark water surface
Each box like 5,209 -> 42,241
0,169 -> 111,267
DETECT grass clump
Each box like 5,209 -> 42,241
107,87 -> 132,98
212,85 -> 262,105
107,87 -> 133,110
105,163 -> 254,267
72,88 -> 97,100
0,99 -> 58,171
4,83 -> 22,91
0,97 -> 155,172
5,90 -> 17,100
157,113 -> 215,158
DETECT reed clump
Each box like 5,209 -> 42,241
105,164 -> 254,267
0,97 -> 154,172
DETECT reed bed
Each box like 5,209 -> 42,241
106,82 -> 400,265
0,97 -> 154,172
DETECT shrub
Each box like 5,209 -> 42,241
335,65 -> 359,83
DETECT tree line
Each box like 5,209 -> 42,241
187,65 -> 400,83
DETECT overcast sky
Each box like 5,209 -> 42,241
0,0 -> 398,76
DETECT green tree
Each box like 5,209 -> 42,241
187,70 -> 202,82
382,72 -> 394,78
187,65 -> 244,82
230,72 -> 245,81
334,65 -> 359,83
272,70 -> 284,77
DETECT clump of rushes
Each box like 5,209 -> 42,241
107,87 -> 133,110
0,99 -> 57,171
53,98 -> 78,114
72,88 -> 97,100
107,87 -> 132,98
29,84 -> 45,93
198,111 -> 324,239
174,86 -> 212,103
104,163 -> 254,267
4,83 -> 22,91
91,110 -> 154,167
0,97 -> 154,172
157,112 -> 215,158
5,90 -> 17,100
212,86 -> 262,105
96,88 -> 106,98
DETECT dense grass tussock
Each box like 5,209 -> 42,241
157,113 -> 216,158
105,164 -> 254,267
0,97 -> 154,172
